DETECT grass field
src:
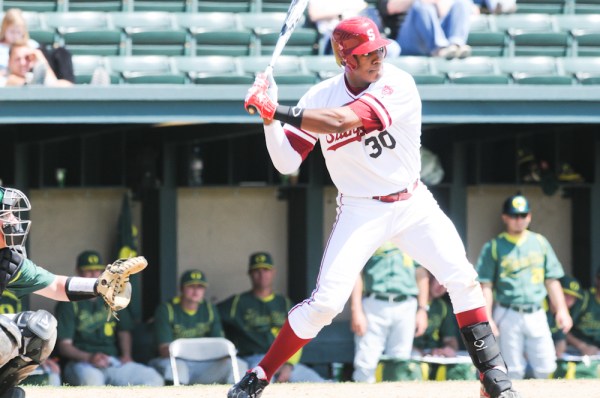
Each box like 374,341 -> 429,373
20,379 -> 600,398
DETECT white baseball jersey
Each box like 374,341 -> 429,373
283,63 -> 422,197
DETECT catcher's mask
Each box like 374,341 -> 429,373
0,187 -> 31,248
331,16 -> 390,71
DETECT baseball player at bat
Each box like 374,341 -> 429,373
0,186 -> 148,398
235,16 -> 521,398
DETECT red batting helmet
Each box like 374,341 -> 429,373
331,16 -> 391,70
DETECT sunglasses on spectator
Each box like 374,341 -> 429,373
507,213 -> 529,219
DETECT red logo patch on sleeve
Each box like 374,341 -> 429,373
382,85 -> 393,96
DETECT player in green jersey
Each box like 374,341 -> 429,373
476,194 -> 573,379
350,242 -> 429,382
150,269 -> 247,384
55,251 -> 164,386
414,272 -> 476,381
566,269 -> 600,356
218,252 -> 324,383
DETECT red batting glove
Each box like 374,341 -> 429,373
244,73 -> 277,121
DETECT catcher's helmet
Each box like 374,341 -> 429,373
0,187 -> 31,248
331,16 -> 390,70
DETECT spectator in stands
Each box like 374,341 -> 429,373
149,269 -> 247,385
350,243 -> 428,382
218,252 -> 325,383
0,8 -> 75,84
377,0 -> 473,59
5,43 -> 74,87
55,250 -> 164,386
413,271 -> 477,381
308,0 -> 400,57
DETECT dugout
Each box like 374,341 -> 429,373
0,84 -> 599,370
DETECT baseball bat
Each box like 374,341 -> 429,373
247,0 -> 309,115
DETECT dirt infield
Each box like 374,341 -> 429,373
21,379 -> 600,398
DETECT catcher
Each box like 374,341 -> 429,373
0,186 -> 148,398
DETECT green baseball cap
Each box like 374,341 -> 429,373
248,252 -> 274,271
502,194 -> 530,215
180,269 -> 208,287
76,250 -> 105,271
560,275 -> 583,300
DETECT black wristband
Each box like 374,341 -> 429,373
274,105 -> 304,128
65,277 -> 99,301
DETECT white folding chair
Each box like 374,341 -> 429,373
168,337 -> 241,385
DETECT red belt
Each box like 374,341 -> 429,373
372,180 -> 419,203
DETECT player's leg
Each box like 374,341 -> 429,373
523,310 -> 556,379
494,306 -> 527,379
105,361 -> 164,386
63,361 -> 105,386
149,356 -> 190,385
391,186 -> 520,398
228,196 -> 390,397
0,311 -> 57,397
352,297 -> 392,382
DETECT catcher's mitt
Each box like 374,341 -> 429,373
96,256 -> 148,320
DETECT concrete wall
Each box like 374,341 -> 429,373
24,185 -> 572,316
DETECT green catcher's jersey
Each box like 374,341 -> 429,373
56,298 -> 134,357
413,297 -> 458,351
0,290 -> 22,314
218,291 -> 293,358
6,257 -> 55,297
154,296 -> 224,345
569,288 -> 600,347
363,243 -> 418,296
476,231 -> 565,306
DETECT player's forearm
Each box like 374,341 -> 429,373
58,339 -> 94,362
299,107 -> 362,134
546,279 -> 569,314
263,122 -> 303,175
350,276 -> 364,313
415,267 -> 430,309
118,331 -> 133,358
34,275 -> 69,301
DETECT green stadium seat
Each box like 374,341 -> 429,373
561,57 -> 600,84
260,0 -> 292,12
67,0 -> 127,11
134,0 -> 189,12
197,0 -> 253,12
574,0 -> 600,13
175,11 -> 241,30
173,56 -> 254,84
495,14 -> 569,57
302,55 -> 342,81
111,12 -> 189,56
239,55 -> 318,84
72,54 -> 119,84
556,14 -> 600,57
515,0 -> 568,14
238,12 -> 318,56
107,55 -> 186,84
3,1 -> 62,12
21,11 -> 56,47
193,30 -> 254,56
387,56 -> 446,84
467,14 -> 507,57
497,56 -> 573,84
433,57 -> 509,84
45,12 -> 124,56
